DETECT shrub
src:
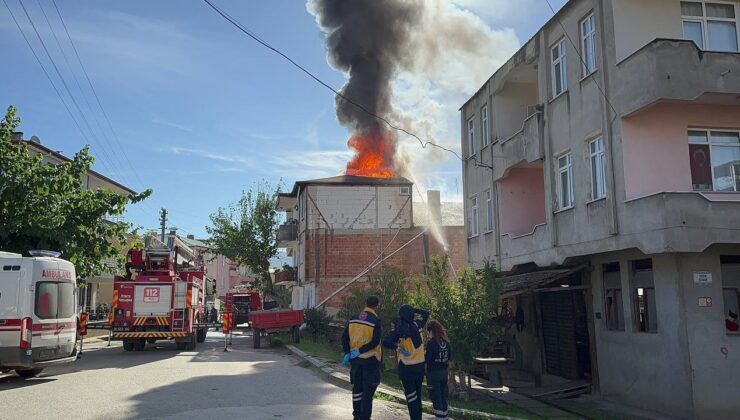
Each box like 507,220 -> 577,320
304,307 -> 332,341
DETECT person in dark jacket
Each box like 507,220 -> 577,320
341,296 -> 383,420
382,304 -> 429,420
425,320 -> 452,420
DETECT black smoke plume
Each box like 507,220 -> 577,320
309,0 -> 421,133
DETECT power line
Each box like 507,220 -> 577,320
201,0 -> 466,164
50,0 -> 150,192
1,0 -> 112,171
15,0 -> 120,175
542,0 -> 619,119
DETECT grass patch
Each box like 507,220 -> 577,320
293,337 -> 538,419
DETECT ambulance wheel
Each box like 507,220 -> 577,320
292,326 -> 300,344
16,368 -> 43,378
196,328 -> 207,343
185,333 -> 197,351
123,341 -> 135,351
253,329 -> 262,349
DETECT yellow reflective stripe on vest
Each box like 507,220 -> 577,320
398,337 -> 425,365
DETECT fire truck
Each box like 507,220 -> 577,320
111,237 -> 208,351
0,251 -> 78,377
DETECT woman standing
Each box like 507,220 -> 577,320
425,320 -> 451,420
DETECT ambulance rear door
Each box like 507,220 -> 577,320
0,255 -> 22,350
31,258 -> 77,361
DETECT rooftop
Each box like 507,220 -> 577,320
281,175 -> 413,198
412,201 -> 464,227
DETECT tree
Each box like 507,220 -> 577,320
338,265 -> 410,335
411,256 -> 505,393
206,183 -> 285,304
0,106 -> 151,279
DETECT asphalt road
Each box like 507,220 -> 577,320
0,331 -> 410,420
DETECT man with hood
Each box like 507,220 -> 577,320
382,304 -> 429,420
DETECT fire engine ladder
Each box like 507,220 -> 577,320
172,281 -> 188,331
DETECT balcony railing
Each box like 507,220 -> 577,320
615,39 -> 740,116
492,110 -> 544,181
277,222 -> 298,246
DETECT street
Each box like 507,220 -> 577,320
0,331 -> 410,420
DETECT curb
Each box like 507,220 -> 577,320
286,345 -> 522,420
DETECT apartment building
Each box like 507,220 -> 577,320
277,175 -> 465,313
461,1 -> 740,417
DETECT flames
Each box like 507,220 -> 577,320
344,129 -> 396,178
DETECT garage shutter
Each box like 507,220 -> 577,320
540,291 -> 579,379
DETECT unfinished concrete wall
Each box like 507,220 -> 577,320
306,185 -> 412,230
590,249 -> 693,417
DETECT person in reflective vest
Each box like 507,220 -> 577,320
341,296 -> 382,420
425,320 -> 452,420
382,304 -> 429,420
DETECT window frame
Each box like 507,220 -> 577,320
580,12 -> 598,76
399,186 -> 411,196
688,128 -> 740,192
602,262 -> 625,332
631,259 -> 658,333
469,195 -> 479,237
481,104 -> 490,148
467,117 -> 476,157
589,137 -> 606,200
681,1 -> 740,52
485,189 -> 493,232
556,152 -> 575,210
551,39 -> 568,98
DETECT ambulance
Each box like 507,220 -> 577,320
0,251 -> 78,377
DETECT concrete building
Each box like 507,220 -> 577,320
277,175 -> 465,313
460,1 -> 740,418
11,133 -> 136,314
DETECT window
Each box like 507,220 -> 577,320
603,262 -> 625,331
35,282 -> 75,319
485,189 -> 493,232
682,1 -> 739,52
467,117 -> 475,157
581,13 -> 597,76
631,259 -> 657,333
721,255 -> 740,333
481,105 -> 490,147
556,153 -> 574,209
551,39 -> 568,97
688,129 -> 740,192
589,137 -> 606,200
400,186 -> 410,196
469,196 -> 479,237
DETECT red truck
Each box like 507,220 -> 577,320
111,241 -> 208,351
223,290 -> 304,348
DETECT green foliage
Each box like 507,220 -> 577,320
411,256 -> 504,372
338,266 -> 409,335
206,183 -> 283,303
304,307 -> 333,341
0,106 -> 151,279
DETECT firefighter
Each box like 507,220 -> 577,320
382,304 -> 429,420
341,296 -> 382,420
425,320 -> 451,420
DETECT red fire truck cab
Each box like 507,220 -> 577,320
111,239 -> 207,351
224,291 -> 261,326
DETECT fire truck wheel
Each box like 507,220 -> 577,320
15,368 -> 43,378
196,328 -> 206,343
133,339 -> 146,351
123,341 -> 135,351
146,338 -> 157,344
185,333 -> 197,351
175,342 -> 187,351
253,329 -> 262,349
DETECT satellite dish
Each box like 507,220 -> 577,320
30,135 -> 41,144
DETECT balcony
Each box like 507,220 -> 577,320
616,39 -> 740,116
491,111 -> 544,182
277,222 -> 298,248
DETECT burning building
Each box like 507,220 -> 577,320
277,175 -> 465,312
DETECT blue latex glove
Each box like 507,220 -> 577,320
349,348 -> 360,359
398,348 -> 412,357
340,353 -> 351,366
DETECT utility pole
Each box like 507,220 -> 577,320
159,208 -> 168,242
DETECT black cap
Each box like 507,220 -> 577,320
366,296 -> 379,308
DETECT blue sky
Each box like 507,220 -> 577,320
0,0 -> 566,238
